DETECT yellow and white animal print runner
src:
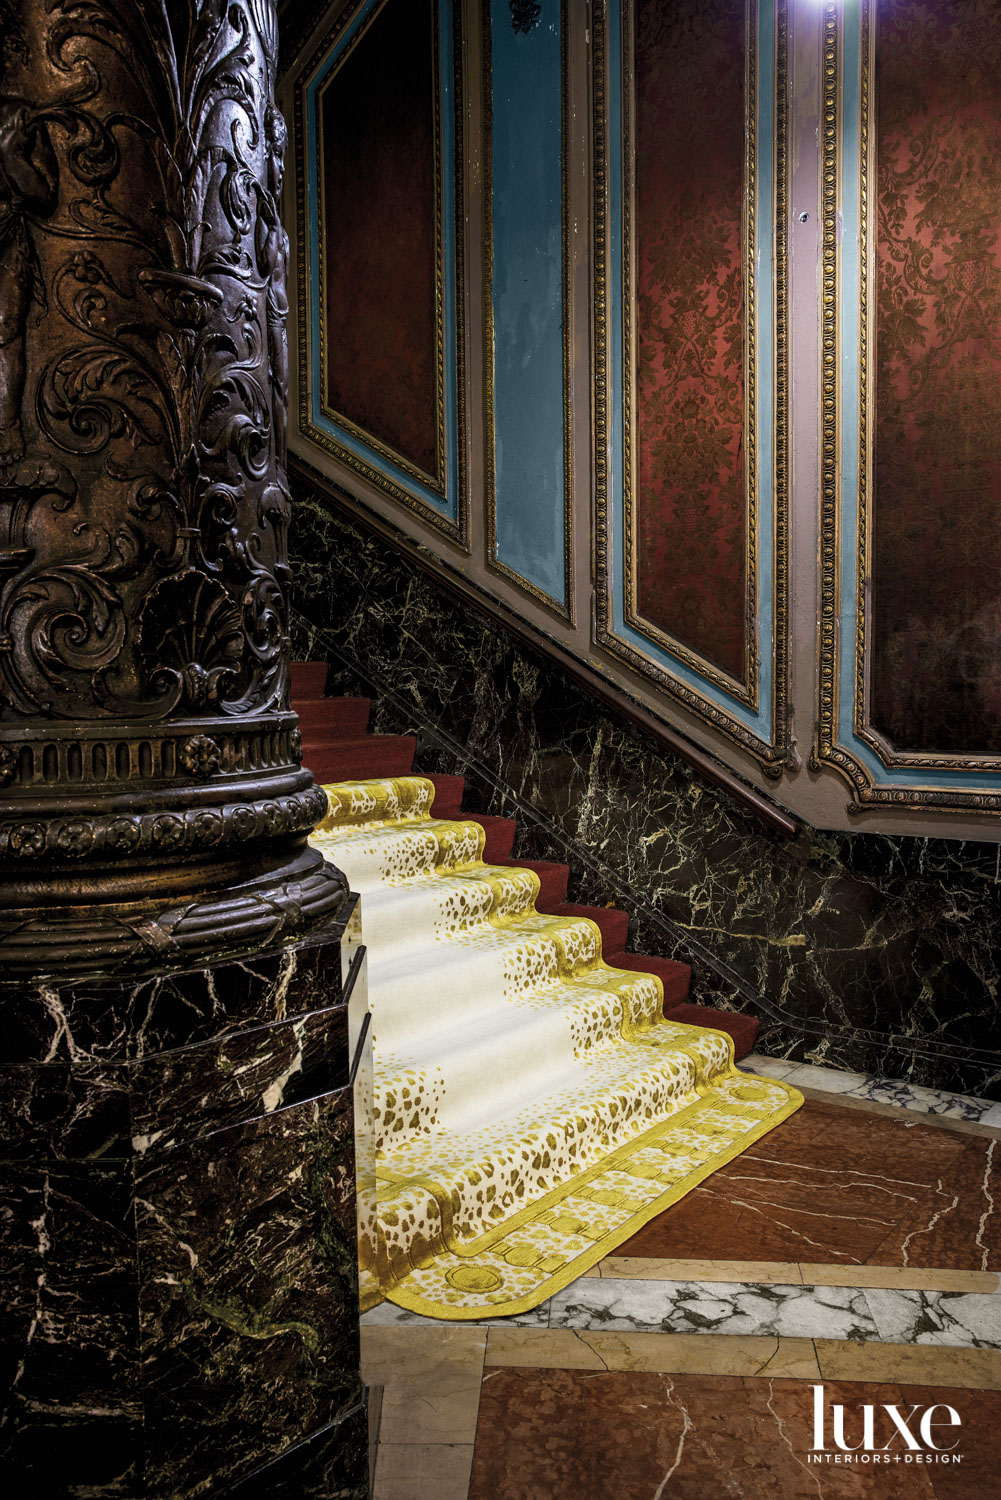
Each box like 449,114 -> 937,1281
310,776 -> 802,1320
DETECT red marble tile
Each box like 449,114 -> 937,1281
616,1099 -> 996,1271
869,1138 -> 1001,1273
467,1369 -> 977,1498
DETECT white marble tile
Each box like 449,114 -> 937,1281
361,1300 -> 550,1329
780,1064 -> 868,1094
547,1278 -> 877,1343
981,1104 -> 1001,1129
845,1078 -> 997,1121
739,1054 -> 798,1080
865,1288 -> 1001,1349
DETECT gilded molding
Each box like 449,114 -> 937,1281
482,0 -> 574,621
620,0 -> 758,711
291,0 -> 467,543
593,0 -> 789,770
812,0 -> 1001,814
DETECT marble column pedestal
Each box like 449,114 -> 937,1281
0,904 -> 371,1499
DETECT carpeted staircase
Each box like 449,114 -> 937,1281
292,662 -> 759,1057
293,662 -> 799,1319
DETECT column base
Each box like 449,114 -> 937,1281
0,908 -> 370,1499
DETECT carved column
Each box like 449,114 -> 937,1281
0,0 -> 344,974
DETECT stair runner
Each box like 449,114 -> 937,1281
295,663 -> 802,1319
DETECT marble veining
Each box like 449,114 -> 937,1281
547,1278 -> 879,1343
0,917 -> 368,1498
363,1274 -> 1001,1351
288,483 -> 1001,1101
742,1052 -> 1001,1124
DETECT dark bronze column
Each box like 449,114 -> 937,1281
0,0 -> 344,974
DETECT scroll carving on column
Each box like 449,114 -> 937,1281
0,0 -> 345,973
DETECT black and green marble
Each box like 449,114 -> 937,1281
288,479 -> 1001,1102
0,914 -> 369,1498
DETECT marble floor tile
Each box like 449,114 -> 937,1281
740,1053 -> 799,1079
487,1327 -> 821,1380
597,1256 -> 806,1283
548,1277 -> 878,1342
360,1325 -> 486,1388
484,1327 -> 607,1370
864,1287 -> 1001,1349
374,1442 -> 474,1500
799,1263 -> 999,1293
781,1064 -> 869,1094
846,1077 -> 999,1122
361,1300 -> 549,1329
815,1338 -> 1001,1389
897,1384 -> 1001,1500
981,1104 -> 1001,1130
615,1096 -> 1000,1272
468,1370 -> 949,1499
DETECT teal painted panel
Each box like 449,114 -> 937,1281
489,0 -> 568,609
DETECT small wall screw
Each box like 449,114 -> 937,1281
798,211 -> 810,223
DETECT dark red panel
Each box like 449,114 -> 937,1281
871,0 -> 1001,754
633,0 -> 748,684
320,0 -> 439,479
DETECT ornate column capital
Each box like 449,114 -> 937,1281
0,0 -> 345,974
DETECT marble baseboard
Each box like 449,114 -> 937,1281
0,916 -> 370,1499
742,1053 -> 1001,1128
215,1403 -> 369,1499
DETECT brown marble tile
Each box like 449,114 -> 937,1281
904,1386 -> 1001,1500
616,1099 -> 997,1272
868,1137 -> 1000,1272
467,1369 -> 976,1498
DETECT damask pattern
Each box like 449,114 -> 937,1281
320,0 -> 439,481
633,0 -> 748,684
872,0 -> 1001,754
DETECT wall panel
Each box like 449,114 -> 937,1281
815,0 -> 1001,814
594,0 -> 789,769
483,0 -> 572,616
293,0 -> 466,538
633,0 -> 748,685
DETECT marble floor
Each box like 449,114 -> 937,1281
362,1058 -> 1001,1497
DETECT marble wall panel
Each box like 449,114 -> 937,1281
288,484 -> 1001,1100
0,916 -> 369,1497
138,1089 -> 361,1497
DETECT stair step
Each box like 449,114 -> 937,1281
494,858 -> 569,908
464,814 -> 517,861
291,661 -> 328,698
428,774 -> 465,819
548,903 -> 629,957
296,697 -> 370,735
664,1003 -> 760,1060
608,953 -> 691,1009
306,735 -> 416,784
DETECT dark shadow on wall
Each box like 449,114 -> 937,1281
288,476 -> 1001,1102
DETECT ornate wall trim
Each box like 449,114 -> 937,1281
593,0 -> 790,771
291,0 -> 467,542
812,0 -> 1001,815
482,0 -> 573,620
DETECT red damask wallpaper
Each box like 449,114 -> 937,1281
321,0 -> 439,479
871,0 -> 1001,754
633,0 -> 747,685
